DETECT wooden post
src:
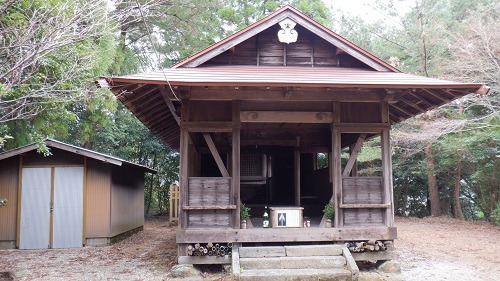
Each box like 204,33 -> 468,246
381,128 -> 394,227
179,128 -> 189,230
232,128 -> 240,228
179,99 -> 190,230
332,101 -> 342,227
332,127 -> 342,227
380,101 -> 394,227
232,101 -> 241,229
294,150 -> 300,206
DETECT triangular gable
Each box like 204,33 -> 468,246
172,5 -> 399,72
0,139 -> 156,173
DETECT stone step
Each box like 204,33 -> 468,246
239,246 -> 285,258
239,244 -> 343,258
240,268 -> 352,281
240,255 -> 346,269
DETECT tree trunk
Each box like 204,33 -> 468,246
453,98 -> 465,220
146,154 -> 157,215
453,152 -> 465,220
425,144 -> 441,216
402,179 -> 409,216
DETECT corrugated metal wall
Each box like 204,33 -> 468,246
19,168 -> 52,249
85,159 -> 111,238
110,165 -> 144,236
53,167 -> 84,248
0,157 -> 19,242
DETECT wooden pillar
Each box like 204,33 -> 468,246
232,101 -> 241,229
179,100 -> 190,230
331,101 -> 342,227
232,128 -> 240,228
294,150 -> 300,206
332,128 -> 342,227
380,101 -> 394,227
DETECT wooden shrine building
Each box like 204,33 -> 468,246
98,5 -> 488,265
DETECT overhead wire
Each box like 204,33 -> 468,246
134,0 -> 180,101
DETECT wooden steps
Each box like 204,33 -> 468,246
233,245 -> 358,281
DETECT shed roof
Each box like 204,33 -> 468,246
0,139 -> 156,174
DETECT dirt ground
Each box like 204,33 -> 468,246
0,216 -> 498,280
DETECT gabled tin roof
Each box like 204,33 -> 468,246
0,139 -> 156,174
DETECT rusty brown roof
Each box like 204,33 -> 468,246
106,66 -> 486,92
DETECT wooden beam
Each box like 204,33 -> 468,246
203,133 -> 229,177
176,227 -> 398,243
182,122 -> 240,132
331,123 -> 389,133
391,103 -> 415,118
183,205 -> 237,210
342,134 -> 367,177
349,144 -> 358,176
339,204 -> 391,209
241,139 -> 298,147
121,84 -> 158,105
241,111 -> 333,123
422,88 -> 451,103
399,97 -> 428,114
158,85 -> 180,125
188,88 -> 387,102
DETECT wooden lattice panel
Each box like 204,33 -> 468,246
241,153 -> 262,177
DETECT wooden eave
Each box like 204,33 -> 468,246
0,139 -> 157,174
99,65 -> 488,151
171,5 -> 399,72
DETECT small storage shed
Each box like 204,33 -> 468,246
0,139 -> 155,249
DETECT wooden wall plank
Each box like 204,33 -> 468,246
342,177 -> 383,205
343,208 -> 384,227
